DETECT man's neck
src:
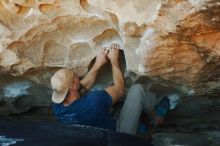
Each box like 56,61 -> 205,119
63,90 -> 80,106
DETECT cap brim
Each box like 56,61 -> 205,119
52,88 -> 69,104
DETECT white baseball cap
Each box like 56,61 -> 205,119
51,68 -> 74,103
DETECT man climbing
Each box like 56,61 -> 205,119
51,43 -> 170,135
51,43 -> 124,130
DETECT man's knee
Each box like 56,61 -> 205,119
129,84 -> 144,92
129,83 -> 156,102
127,84 -> 146,102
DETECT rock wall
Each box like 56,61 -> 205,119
0,0 -> 220,97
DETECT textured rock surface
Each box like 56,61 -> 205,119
0,73 -> 52,115
151,95 -> 220,146
0,0 -> 219,97
152,131 -> 220,146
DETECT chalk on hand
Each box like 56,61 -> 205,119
104,47 -> 111,54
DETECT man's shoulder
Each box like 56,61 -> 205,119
52,103 -> 62,113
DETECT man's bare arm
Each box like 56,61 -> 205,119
80,48 -> 107,90
105,44 -> 125,105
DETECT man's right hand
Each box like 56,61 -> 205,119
107,43 -> 120,64
94,48 -> 107,69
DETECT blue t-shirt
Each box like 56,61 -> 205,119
53,90 -> 116,130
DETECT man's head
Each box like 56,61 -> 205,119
51,68 -> 79,104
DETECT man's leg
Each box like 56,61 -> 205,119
117,84 -> 157,135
